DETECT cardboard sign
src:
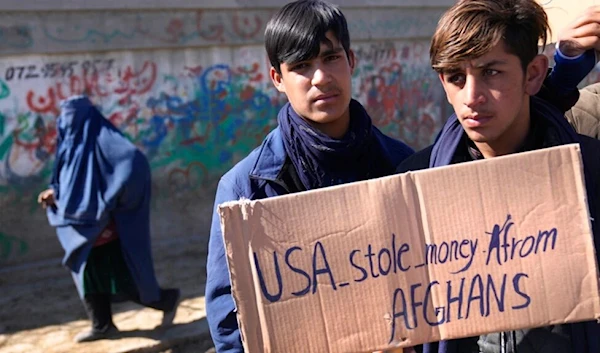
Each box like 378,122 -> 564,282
538,0 -> 600,42
219,144 -> 600,353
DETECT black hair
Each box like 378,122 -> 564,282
265,0 -> 351,74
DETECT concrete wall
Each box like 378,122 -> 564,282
4,0 -> 597,266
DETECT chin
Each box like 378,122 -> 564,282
465,130 -> 493,143
309,111 -> 344,125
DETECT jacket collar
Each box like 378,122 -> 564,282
249,127 -> 287,181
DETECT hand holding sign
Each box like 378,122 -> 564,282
556,6 -> 600,56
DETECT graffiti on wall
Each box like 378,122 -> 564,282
0,41 -> 444,208
353,41 -> 444,148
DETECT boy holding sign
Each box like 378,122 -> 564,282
206,1 -> 414,352
397,1 -> 600,353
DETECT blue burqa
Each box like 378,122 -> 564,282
46,95 -> 160,303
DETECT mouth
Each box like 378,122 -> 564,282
463,114 -> 493,128
313,92 -> 339,103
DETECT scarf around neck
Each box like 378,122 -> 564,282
277,99 -> 391,190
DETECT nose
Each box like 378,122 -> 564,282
463,75 -> 486,108
311,65 -> 332,86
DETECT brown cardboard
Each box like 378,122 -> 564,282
538,0 -> 600,42
218,144 -> 600,353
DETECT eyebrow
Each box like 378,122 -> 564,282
319,46 -> 344,57
443,59 -> 508,74
286,46 -> 344,67
473,60 -> 507,69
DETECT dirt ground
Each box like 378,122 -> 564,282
0,235 -> 215,353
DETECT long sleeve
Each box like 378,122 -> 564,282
540,49 -> 597,113
205,178 -> 244,353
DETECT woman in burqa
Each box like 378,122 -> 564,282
38,95 -> 180,342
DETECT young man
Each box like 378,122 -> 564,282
397,1 -> 600,353
205,1 -> 414,352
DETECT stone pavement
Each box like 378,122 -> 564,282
0,236 -> 214,353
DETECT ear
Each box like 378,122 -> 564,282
524,54 -> 548,96
348,49 -> 356,73
269,67 -> 286,93
438,73 -> 452,104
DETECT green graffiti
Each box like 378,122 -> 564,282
0,80 -> 9,100
17,112 -> 31,130
0,135 -> 12,160
0,232 -> 29,260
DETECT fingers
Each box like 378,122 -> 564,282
557,6 -> 600,56
37,189 -> 54,208
563,22 -> 600,44
559,36 -> 600,57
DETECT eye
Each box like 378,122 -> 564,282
325,55 -> 341,62
447,73 -> 465,85
484,69 -> 499,77
289,62 -> 309,71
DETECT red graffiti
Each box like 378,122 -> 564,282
113,61 -> 157,105
26,88 -> 59,115
240,86 -> 256,101
166,18 -> 185,42
179,118 -> 214,146
25,61 -> 157,116
184,65 -> 204,77
168,161 -> 208,192
361,63 -> 403,126
236,63 -> 263,83
108,102 -> 140,129
195,11 -> 225,42
12,118 -> 57,162
232,13 -> 262,39
135,17 -> 187,44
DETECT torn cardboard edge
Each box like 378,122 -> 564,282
219,144 -> 600,353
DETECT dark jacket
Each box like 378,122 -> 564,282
397,119 -> 600,353
205,126 -> 413,352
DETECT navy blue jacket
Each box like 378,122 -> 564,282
205,126 -> 413,352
